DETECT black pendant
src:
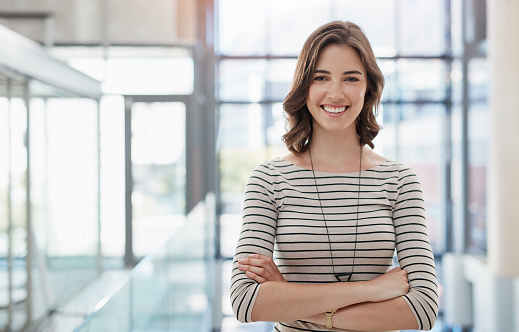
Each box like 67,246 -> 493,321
334,272 -> 353,282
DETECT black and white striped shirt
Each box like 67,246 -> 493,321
231,158 -> 439,331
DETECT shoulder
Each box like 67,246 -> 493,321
248,158 -> 291,185
370,155 -> 414,174
248,156 -> 315,188
362,148 -> 387,170
369,159 -> 423,186
281,152 -> 310,169
253,157 -> 292,174
380,162 -> 423,194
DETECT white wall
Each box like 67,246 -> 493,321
0,0 -> 196,45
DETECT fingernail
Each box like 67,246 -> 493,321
238,259 -> 244,263
238,264 -> 244,269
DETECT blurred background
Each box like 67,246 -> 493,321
1,0 -> 518,331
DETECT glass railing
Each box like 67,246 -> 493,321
74,194 -> 216,332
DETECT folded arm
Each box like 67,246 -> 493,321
302,296 -> 418,331
237,254 -> 409,323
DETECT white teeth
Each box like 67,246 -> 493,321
323,105 -> 347,113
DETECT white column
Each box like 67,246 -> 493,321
487,0 -> 519,276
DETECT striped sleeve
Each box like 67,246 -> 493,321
393,167 -> 439,331
230,164 -> 279,323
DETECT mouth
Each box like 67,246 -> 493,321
321,105 -> 349,114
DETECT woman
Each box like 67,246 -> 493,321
230,21 -> 438,331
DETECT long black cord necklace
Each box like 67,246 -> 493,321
308,147 -> 363,282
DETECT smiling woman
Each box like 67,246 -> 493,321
230,21 -> 438,332
306,45 -> 367,136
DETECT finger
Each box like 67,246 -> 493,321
239,256 -> 271,266
241,258 -> 278,275
246,271 -> 267,284
242,255 -> 285,281
249,254 -> 276,267
240,264 -> 272,279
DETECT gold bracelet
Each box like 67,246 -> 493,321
325,309 -> 337,329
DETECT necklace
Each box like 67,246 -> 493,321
308,147 -> 363,282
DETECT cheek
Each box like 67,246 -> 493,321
308,84 -> 326,99
354,86 -> 367,103
307,86 -> 316,101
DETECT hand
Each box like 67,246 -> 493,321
238,254 -> 287,284
366,267 -> 409,302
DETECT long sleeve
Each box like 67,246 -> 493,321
393,167 -> 439,330
230,164 -> 279,323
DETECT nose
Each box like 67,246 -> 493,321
327,81 -> 344,100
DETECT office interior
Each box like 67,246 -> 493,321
1,0 -> 518,331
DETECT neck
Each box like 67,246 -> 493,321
308,126 -> 362,168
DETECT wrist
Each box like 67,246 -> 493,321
356,280 -> 373,302
325,309 -> 337,329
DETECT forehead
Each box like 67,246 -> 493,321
315,44 -> 365,72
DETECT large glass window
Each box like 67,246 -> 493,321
384,104 -> 447,253
398,0 -> 446,55
396,59 -> 447,102
217,0 -> 268,56
335,0 -> 397,56
131,101 -> 187,257
99,95 -> 126,260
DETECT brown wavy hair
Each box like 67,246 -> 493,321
282,21 -> 384,154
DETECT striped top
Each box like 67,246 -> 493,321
230,158 -> 439,331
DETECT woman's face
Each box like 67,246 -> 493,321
306,44 -> 367,136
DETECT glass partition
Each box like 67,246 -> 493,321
0,24 -> 102,332
0,73 -> 7,331
0,76 -> 30,331
29,82 -> 100,312
74,198 -> 214,332
0,72 -> 101,331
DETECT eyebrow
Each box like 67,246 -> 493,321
314,69 -> 364,76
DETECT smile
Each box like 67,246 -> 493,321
322,105 -> 348,113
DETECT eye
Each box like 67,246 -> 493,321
345,77 -> 360,82
313,76 -> 327,81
